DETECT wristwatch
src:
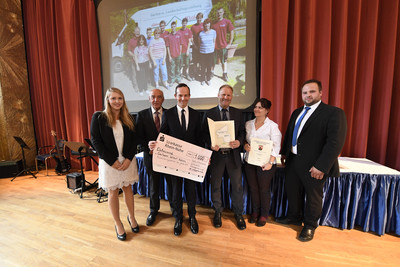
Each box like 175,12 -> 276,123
268,161 -> 274,165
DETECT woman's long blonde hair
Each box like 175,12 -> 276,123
103,88 -> 134,131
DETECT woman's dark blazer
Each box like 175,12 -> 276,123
90,111 -> 137,166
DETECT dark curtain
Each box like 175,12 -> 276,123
23,0 -> 103,170
260,0 -> 400,170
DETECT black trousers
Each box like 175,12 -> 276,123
244,163 -> 276,217
210,152 -> 244,214
143,152 -> 172,214
170,175 -> 197,220
136,62 -> 149,92
200,52 -> 214,82
285,153 -> 326,229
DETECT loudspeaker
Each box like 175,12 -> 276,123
66,172 -> 83,189
0,160 -> 23,178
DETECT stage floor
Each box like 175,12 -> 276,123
1,170 -> 399,266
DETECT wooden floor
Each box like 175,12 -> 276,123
0,170 -> 399,267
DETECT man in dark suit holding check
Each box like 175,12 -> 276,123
136,89 -> 170,227
277,79 -> 347,242
149,83 -> 203,236
202,84 -> 246,230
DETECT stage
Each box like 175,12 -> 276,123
133,153 -> 400,236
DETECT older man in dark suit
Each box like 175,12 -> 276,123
277,79 -> 347,242
149,83 -> 203,236
136,89 -> 171,226
202,84 -> 246,230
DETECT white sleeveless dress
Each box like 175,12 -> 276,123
98,120 -> 139,191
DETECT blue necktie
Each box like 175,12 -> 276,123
292,107 -> 311,146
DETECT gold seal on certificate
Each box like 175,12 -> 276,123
247,138 -> 273,167
207,118 -> 235,148
152,133 -> 212,182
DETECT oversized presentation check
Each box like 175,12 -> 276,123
153,133 -> 212,182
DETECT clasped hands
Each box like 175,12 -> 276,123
112,158 -> 131,171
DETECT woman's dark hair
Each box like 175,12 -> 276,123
203,18 -> 211,26
138,34 -> 147,46
254,98 -> 272,110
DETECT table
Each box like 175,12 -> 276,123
133,154 -> 400,236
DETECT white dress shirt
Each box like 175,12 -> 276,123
151,106 -> 163,125
218,105 -> 230,120
176,105 -> 189,129
244,117 -> 282,163
291,100 -> 321,154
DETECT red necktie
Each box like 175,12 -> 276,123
154,111 -> 160,132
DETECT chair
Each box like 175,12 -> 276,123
35,139 -> 66,175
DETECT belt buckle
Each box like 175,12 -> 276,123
220,150 -> 229,155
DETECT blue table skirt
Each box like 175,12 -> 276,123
133,156 -> 400,236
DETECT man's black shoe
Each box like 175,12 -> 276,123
298,226 -> 315,242
189,216 -> 199,234
146,212 -> 157,226
275,217 -> 302,226
174,219 -> 183,236
234,214 -> 246,230
213,212 -> 222,228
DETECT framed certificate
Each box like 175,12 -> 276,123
247,138 -> 273,167
207,118 -> 235,148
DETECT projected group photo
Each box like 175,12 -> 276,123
108,0 -> 248,102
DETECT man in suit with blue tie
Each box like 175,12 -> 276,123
149,83 -> 203,236
136,89 -> 171,226
202,84 -> 246,230
277,79 -> 347,242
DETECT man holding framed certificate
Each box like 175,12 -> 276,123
202,84 -> 246,230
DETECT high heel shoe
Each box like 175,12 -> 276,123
115,224 -> 126,241
127,215 -> 140,233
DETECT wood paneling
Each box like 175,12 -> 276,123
0,0 -> 36,165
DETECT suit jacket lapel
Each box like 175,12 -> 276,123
299,102 -> 325,136
187,107 -> 196,133
147,108 -> 156,132
218,106 -> 223,121
173,106 -> 186,136
212,106 -> 222,121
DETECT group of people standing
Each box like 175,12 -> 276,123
127,8 -> 235,95
90,79 -> 347,242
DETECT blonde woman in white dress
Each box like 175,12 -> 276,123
91,88 -> 139,241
